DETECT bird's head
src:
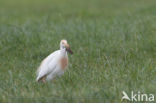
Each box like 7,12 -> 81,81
60,39 -> 73,54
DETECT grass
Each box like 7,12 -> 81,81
0,0 -> 156,103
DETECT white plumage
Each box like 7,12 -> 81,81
36,40 -> 73,82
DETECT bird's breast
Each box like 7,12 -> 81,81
59,57 -> 68,70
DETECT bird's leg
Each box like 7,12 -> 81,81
38,75 -> 47,83
51,77 -> 56,83
42,77 -> 46,83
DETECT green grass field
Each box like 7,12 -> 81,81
0,0 -> 156,103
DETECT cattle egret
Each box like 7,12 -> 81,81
36,39 -> 73,83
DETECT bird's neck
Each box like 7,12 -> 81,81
60,49 -> 67,57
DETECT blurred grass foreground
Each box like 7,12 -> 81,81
0,0 -> 156,103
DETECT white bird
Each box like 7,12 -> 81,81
36,39 -> 73,83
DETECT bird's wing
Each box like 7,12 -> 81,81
36,50 -> 60,82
